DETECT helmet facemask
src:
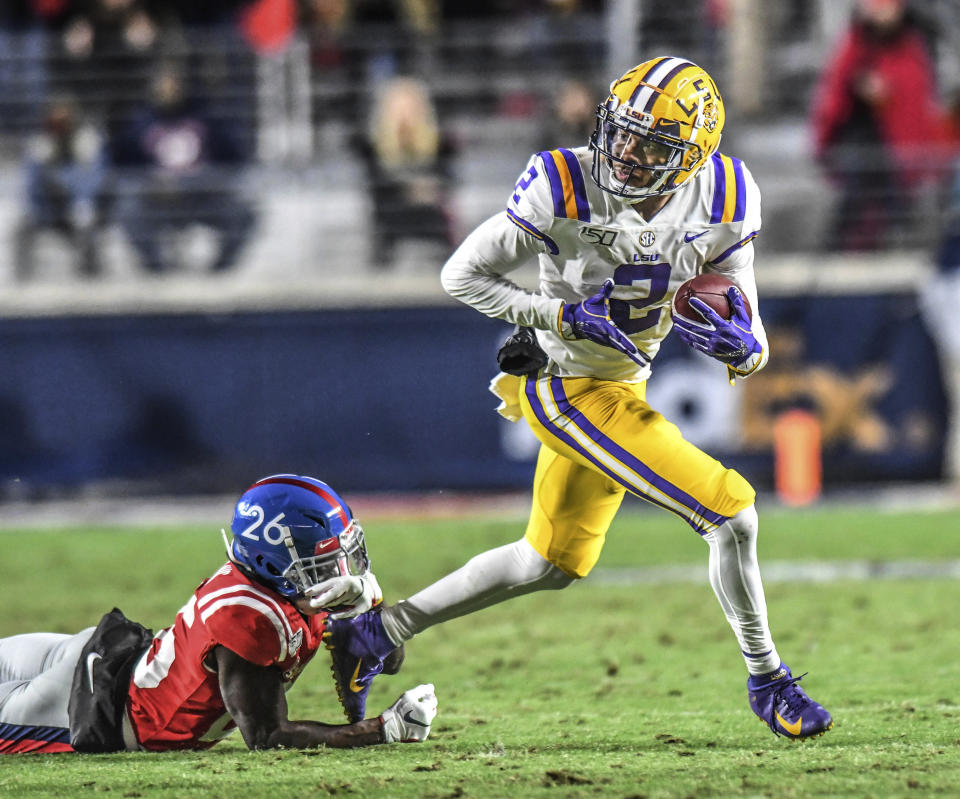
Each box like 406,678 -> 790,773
280,520 -> 370,595
591,103 -> 705,201
590,105 -> 698,202
224,520 -> 370,598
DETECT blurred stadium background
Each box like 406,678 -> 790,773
1,0 -> 959,510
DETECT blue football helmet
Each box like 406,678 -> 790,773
223,474 -> 370,598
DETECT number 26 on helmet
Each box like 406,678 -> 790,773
221,474 -> 370,598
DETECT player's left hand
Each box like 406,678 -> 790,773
380,684 -> 438,743
672,286 -> 760,365
497,324 -> 548,376
559,279 -> 649,366
303,572 -> 383,619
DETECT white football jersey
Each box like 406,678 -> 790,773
441,145 -> 768,382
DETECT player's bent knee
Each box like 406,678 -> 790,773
513,538 -> 577,590
540,565 -> 577,590
722,504 -> 759,546
711,466 -> 756,516
538,567 -> 577,591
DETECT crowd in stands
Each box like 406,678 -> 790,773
1,0 -> 262,275
0,0 -> 610,277
811,0 -> 960,252
0,0 -> 959,279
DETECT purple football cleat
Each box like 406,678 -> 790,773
323,607 -> 400,723
748,663 -> 833,740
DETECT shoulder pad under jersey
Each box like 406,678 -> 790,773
506,149 -> 592,255
702,152 -> 762,264
198,579 -> 304,667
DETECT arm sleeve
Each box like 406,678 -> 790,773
440,212 -> 564,330
440,152 -> 566,331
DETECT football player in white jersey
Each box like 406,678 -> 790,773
329,56 -> 833,740
0,475 -> 435,753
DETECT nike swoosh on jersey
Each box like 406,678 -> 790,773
684,231 -> 708,242
86,652 -> 102,692
348,660 -> 363,693
775,712 -> 802,736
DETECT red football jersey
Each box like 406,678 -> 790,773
126,562 -> 327,750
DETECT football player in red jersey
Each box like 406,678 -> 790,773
0,474 -> 436,754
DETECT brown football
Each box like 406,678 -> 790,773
672,272 -> 752,322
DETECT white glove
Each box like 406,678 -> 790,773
380,684 -> 438,743
303,571 -> 383,620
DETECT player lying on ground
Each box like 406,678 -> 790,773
0,474 -> 435,753
322,56 -> 832,741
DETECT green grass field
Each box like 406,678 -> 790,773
2,502 -> 959,798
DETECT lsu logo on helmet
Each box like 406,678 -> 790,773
591,56 -> 725,201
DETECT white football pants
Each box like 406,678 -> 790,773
0,628 -> 94,750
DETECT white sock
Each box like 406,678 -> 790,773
703,505 -> 781,675
380,538 -> 574,644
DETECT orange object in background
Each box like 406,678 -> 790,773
773,408 -> 823,506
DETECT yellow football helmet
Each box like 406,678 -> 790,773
590,56 -> 725,201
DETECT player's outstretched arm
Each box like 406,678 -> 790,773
214,645 -> 431,749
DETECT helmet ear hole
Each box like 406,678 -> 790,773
301,511 -> 329,530
252,554 -> 282,578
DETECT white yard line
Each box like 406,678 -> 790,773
0,490 -> 533,529
0,485 -> 955,532
590,560 -> 960,585
0,494 -> 956,584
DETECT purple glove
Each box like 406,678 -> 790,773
560,279 -> 648,366
672,286 -> 760,365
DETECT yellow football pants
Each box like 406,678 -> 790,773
520,374 -> 755,578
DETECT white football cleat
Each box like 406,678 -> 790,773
380,683 -> 438,743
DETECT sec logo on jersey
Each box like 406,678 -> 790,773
639,230 -> 656,247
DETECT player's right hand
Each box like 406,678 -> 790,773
303,572 -> 383,620
559,279 -> 649,366
672,286 -> 759,365
380,684 -> 438,743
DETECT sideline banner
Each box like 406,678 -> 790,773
0,294 -> 946,497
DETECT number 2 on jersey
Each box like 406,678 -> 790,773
512,165 -> 538,203
608,263 -> 671,334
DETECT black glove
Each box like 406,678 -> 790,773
497,325 -> 547,376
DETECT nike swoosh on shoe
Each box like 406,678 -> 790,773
776,712 -> 802,736
86,652 -> 102,692
348,660 -> 364,693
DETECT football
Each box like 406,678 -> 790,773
672,272 -> 752,322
